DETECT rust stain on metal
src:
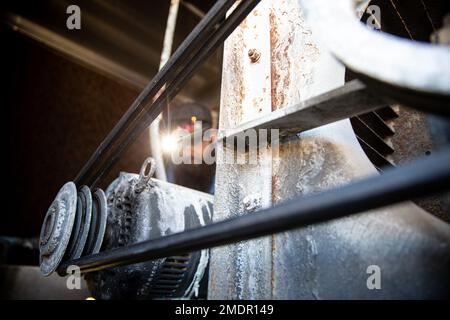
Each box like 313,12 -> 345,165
282,36 -> 293,91
240,17 -> 247,29
389,105 -> 448,221
269,4 -> 299,111
269,10 -> 282,110
210,0 -> 273,299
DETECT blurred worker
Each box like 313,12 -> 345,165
160,102 -> 216,194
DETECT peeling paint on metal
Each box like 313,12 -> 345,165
210,0 -> 450,300
209,0 -> 273,300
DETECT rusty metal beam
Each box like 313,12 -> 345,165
209,0 -> 450,299
219,80 -> 386,142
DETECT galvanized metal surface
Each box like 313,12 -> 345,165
209,0 -> 450,299
209,0 -> 273,299
270,0 -> 380,299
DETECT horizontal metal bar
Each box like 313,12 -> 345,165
74,0 -> 261,187
218,80 -> 387,142
58,148 -> 450,275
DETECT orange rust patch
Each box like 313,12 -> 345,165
269,10 -> 282,111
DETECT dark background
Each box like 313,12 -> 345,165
1,0 -> 221,239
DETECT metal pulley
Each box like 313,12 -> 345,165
39,183 -> 108,276
39,182 -> 77,276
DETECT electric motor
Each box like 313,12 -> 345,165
39,158 -> 213,299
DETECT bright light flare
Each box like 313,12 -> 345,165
161,133 -> 179,154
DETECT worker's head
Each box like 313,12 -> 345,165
160,102 -> 216,163
160,102 -> 216,193
161,102 -> 212,132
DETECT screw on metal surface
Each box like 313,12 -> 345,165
248,49 -> 261,63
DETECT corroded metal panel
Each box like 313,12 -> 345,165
271,0 -> 450,299
209,0 -> 450,299
208,1 -> 274,299
218,80 -> 387,142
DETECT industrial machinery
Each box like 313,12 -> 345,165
39,158 -> 212,299
3,0 -> 449,299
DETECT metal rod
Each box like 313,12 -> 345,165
75,0 -> 261,187
150,0 -> 180,181
87,0 -> 262,187
59,148 -> 450,274
181,1 -> 206,19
